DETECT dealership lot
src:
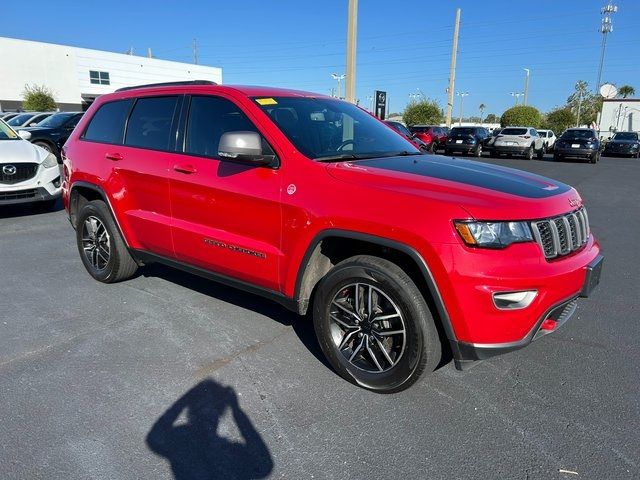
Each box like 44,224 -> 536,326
0,156 -> 638,479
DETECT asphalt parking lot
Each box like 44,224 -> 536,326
1,154 -> 638,480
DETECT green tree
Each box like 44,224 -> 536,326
478,103 -> 486,123
542,108 -> 576,135
618,85 -> 635,98
22,84 -> 57,111
402,99 -> 443,126
500,105 -> 542,128
484,113 -> 499,124
566,80 -> 601,126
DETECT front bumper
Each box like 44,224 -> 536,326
555,147 -> 597,158
0,165 -> 61,205
603,147 -> 637,157
432,237 -> 602,366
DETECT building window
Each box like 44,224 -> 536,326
89,70 -> 110,85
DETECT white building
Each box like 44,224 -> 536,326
598,98 -> 639,138
0,37 -> 222,111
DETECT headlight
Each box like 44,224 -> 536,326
455,221 -> 533,248
42,153 -> 58,168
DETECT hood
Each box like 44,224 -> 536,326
326,155 -> 580,220
18,126 -> 55,134
609,139 -> 638,145
0,139 -> 49,164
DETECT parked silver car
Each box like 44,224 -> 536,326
491,126 -> 546,159
5,112 -> 54,128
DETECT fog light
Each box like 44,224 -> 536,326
52,176 -> 61,188
493,290 -> 537,310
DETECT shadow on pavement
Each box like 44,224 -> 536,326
0,198 -> 63,218
147,378 -> 274,480
141,263 -> 333,371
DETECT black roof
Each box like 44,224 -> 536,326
115,80 -> 217,92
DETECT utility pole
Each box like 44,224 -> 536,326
345,0 -> 358,103
457,92 -> 469,126
446,8 -> 462,128
147,48 -> 153,58
193,39 -> 199,65
576,88 -> 584,127
523,68 -> 530,106
331,73 -> 345,99
366,95 -> 374,112
596,2 -> 617,92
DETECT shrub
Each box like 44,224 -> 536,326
402,100 -> 443,126
22,84 -> 57,111
500,105 -> 542,128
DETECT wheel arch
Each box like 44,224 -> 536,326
294,229 -> 459,353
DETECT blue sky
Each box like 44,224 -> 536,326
3,0 -> 639,116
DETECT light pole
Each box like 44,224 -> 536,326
345,0 -> 358,103
331,73 -> 345,99
596,2 -> 617,92
523,68 -> 530,106
457,92 -> 469,126
366,95 -> 374,113
510,92 -> 523,105
409,92 -> 420,102
416,88 -> 426,101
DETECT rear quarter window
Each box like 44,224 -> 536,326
124,96 -> 179,150
82,99 -> 133,144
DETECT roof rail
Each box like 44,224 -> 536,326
115,80 -> 217,92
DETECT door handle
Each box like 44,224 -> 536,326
105,152 -> 124,161
173,164 -> 197,174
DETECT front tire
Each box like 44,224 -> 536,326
474,144 -> 483,157
537,144 -> 545,159
33,140 -> 58,158
76,200 -> 138,283
313,255 -> 441,393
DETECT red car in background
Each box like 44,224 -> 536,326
383,120 -> 430,152
409,125 -> 449,152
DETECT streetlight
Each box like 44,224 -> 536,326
409,92 -> 420,102
510,92 -> 524,105
331,73 -> 345,99
457,92 -> 469,126
366,95 -> 374,112
416,88 -> 426,101
523,68 -> 530,106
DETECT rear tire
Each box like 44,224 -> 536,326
537,144 -> 545,159
553,153 -> 562,162
33,140 -> 59,159
474,144 -> 483,157
589,152 -> 600,164
525,146 -> 534,160
76,200 -> 138,283
313,255 -> 441,393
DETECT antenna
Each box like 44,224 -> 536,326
596,2 -> 618,91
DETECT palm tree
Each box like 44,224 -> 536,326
479,103 -> 486,123
618,85 -> 635,98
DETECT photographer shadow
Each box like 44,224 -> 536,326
146,378 -> 273,480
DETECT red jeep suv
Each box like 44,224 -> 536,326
62,81 -> 603,393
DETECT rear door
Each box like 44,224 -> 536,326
169,94 -> 283,291
96,95 -> 180,257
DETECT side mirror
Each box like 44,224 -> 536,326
18,130 -> 31,140
218,131 -> 275,166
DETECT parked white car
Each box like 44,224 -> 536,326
0,119 -> 61,208
491,126 -> 546,159
537,129 -> 556,150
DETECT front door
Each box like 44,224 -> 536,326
169,95 -> 283,291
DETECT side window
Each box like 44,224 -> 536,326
531,129 -> 538,136
185,96 -> 270,158
66,114 -> 83,129
82,99 -> 133,144
125,96 -> 179,150
549,131 -> 554,138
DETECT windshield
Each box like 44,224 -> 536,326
6,114 -> 33,126
253,97 -> 419,160
538,131 -> 547,137
501,128 -> 528,136
37,112 -> 75,128
613,132 -> 638,141
450,127 -> 477,136
0,120 -> 20,140
562,130 -> 595,139
387,122 -> 412,137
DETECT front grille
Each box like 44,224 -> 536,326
0,163 -> 39,184
0,189 -> 38,201
531,207 -> 590,260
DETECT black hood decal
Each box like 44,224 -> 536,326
356,156 -> 571,199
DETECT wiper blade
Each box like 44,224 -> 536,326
382,151 -> 423,157
315,154 -> 360,162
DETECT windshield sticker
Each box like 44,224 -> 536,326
255,98 -> 278,106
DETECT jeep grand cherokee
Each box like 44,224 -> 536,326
62,81 -> 603,393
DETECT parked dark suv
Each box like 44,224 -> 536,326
444,126 -> 489,157
603,131 -> 639,158
553,128 -> 601,164
17,111 -> 84,160
62,81 -> 602,392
